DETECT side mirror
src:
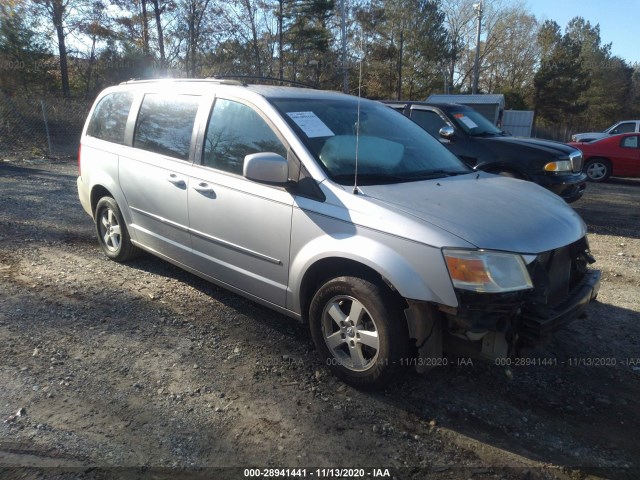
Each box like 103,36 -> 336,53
439,125 -> 455,140
243,152 -> 290,185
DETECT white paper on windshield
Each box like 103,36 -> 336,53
458,115 -> 478,129
287,111 -> 335,138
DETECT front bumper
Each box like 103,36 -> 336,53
533,172 -> 587,203
443,238 -> 601,346
519,268 -> 600,343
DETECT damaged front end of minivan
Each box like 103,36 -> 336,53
406,237 -> 601,372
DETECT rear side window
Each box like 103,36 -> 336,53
134,94 -> 200,161
86,92 -> 134,144
610,122 -> 636,135
410,109 -> 447,137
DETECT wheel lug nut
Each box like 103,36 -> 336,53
341,333 -> 346,339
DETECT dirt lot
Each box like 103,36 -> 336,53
1,157 -> 639,480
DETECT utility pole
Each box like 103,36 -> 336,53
396,29 -> 403,100
341,0 -> 348,93
472,1 -> 483,94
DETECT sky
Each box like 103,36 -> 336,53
523,0 -> 639,65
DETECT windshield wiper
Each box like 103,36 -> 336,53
406,170 -> 469,180
332,170 -> 469,184
332,173 -> 407,184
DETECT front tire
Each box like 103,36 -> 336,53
584,158 -> 611,182
309,276 -> 409,389
95,197 -> 140,262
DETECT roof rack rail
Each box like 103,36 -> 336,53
118,77 -> 247,86
210,75 -> 316,89
116,76 -> 315,88
206,78 -> 247,86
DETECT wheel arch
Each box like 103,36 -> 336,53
90,184 -> 114,217
585,156 -> 612,167
87,176 -> 133,229
298,257 -> 407,324
290,235 -> 455,323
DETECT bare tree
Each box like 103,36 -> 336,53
479,7 -> 540,94
140,0 -> 150,56
180,0 -> 222,76
440,0 -> 519,93
149,0 -> 166,67
33,0 -> 76,96
440,0 -> 477,92
219,0 -> 269,76
79,0 -> 115,96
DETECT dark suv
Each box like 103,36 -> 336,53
385,101 -> 587,203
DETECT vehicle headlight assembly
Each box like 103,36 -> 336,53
443,249 -> 533,293
544,160 -> 572,173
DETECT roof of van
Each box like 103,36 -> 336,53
117,78 -> 352,100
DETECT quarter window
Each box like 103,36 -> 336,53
621,136 -> 639,148
203,98 -> 287,175
134,94 -> 200,161
86,92 -> 134,144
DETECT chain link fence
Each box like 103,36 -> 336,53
0,92 -> 92,157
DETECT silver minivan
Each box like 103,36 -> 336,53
77,79 -> 601,389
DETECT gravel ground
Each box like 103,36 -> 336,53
1,157 -> 639,480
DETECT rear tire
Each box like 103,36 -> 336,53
95,197 -> 140,262
309,275 -> 409,390
584,158 -> 611,182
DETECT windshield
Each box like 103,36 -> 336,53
448,108 -> 503,137
270,97 -> 470,185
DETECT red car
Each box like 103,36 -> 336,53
570,133 -> 640,182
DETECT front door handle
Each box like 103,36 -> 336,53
167,173 -> 186,188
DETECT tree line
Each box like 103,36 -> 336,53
1,0 -> 639,136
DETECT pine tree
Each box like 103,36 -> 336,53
533,20 -> 589,135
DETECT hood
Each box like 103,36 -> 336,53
573,132 -> 607,141
358,172 -> 586,254
479,135 -> 578,158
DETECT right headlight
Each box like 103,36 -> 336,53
442,249 -> 533,293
